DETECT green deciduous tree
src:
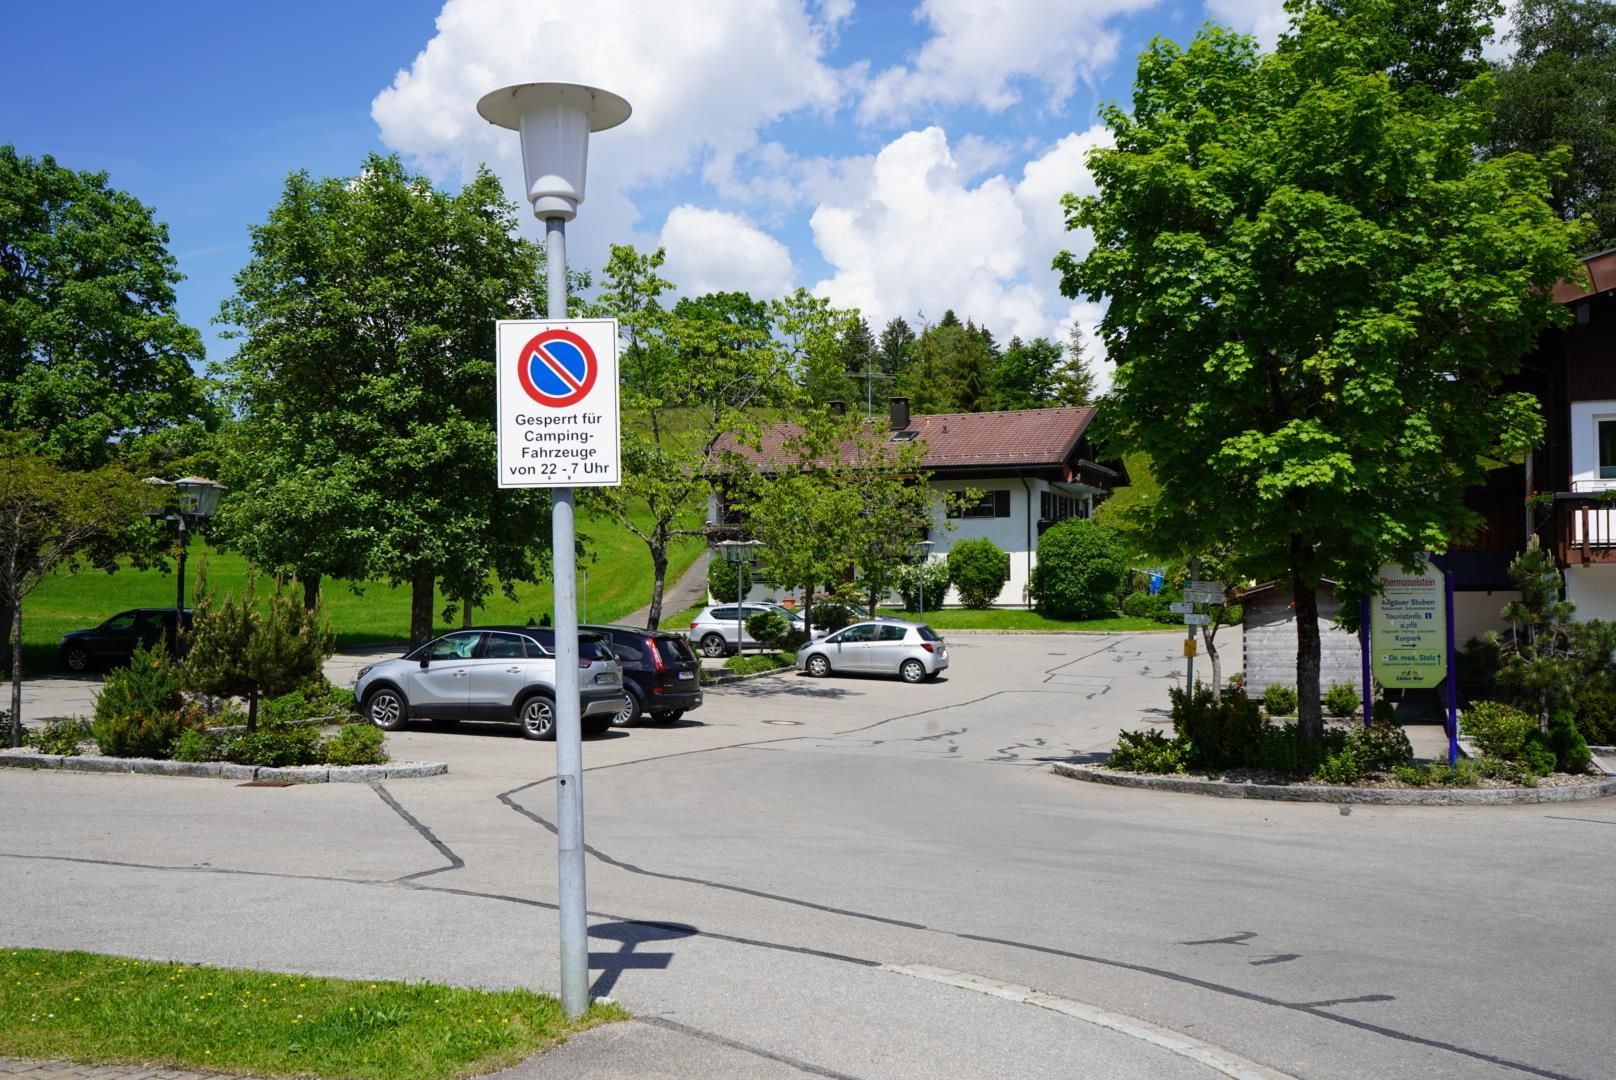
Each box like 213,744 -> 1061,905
773,288 -> 858,406
183,571 -> 334,732
0,448 -> 158,745
0,147 -> 211,469
1491,0 -> 1616,249
217,154 -> 551,646
583,248 -> 792,628
1056,2 -> 1588,749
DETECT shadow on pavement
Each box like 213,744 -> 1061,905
589,920 -> 698,999
716,677 -> 858,701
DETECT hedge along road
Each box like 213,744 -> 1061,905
1,630 -> 1610,1080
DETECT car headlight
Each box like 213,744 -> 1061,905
357,665 -> 373,680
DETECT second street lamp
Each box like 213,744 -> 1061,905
146,476 -> 227,647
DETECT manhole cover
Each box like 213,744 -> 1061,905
763,720 -> 804,726
238,780 -> 295,788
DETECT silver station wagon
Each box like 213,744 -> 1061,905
354,627 -> 623,740
795,620 -> 949,683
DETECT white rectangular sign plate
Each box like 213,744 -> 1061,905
1183,581 -> 1226,604
1169,601 -> 1195,614
1183,613 -> 1211,626
496,318 -> 621,488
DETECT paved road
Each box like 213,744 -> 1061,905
4,631 -> 1611,1079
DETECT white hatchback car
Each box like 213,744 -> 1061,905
795,620 -> 948,683
687,603 -> 819,657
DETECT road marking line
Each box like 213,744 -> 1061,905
884,963 -> 1298,1080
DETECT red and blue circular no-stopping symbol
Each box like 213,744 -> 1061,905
516,328 -> 598,407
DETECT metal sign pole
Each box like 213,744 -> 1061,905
1184,557 -> 1197,693
1359,594 -> 1373,729
546,217 -> 589,1020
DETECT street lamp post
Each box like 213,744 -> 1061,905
146,477 -> 227,643
915,540 -> 935,619
478,81 -> 630,1021
719,540 -> 762,652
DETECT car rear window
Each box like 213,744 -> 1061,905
917,625 -> 942,642
580,636 -> 612,662
657,636 -> 695,664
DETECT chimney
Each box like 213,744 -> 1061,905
889,396 -> 910,431
827,400 -> 846,416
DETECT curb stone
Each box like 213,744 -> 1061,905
703,664 -> 796,686
1052,762 -> 1616,805
0,753 -> 446,783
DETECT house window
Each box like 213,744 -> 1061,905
950,490 -> 1011,518
1601,419 -> 1616,479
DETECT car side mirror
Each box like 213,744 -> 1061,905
419,656 -> 430,669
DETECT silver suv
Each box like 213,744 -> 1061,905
795,620 -> 948,683
354,627 -> 623,740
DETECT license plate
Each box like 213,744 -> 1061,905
677,670 -> 694,680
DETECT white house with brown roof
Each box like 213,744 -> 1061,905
713,397 -> 1125,607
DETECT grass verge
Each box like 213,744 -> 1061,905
877,608 -> 1178,632
0,948 -> 624,1080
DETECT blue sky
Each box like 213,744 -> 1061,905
11,0 -> 1486,383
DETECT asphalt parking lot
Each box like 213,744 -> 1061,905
6,629 -> 1614,1079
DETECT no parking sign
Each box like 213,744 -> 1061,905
496,318 -> 620,488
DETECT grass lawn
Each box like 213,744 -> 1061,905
18,507 -> 705,672
878,608 -> 1178,633
0,948 -> 623,1080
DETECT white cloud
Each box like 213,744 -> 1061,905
857,0 -> 1159,124
1203,0 -> 1289,47
809,125 -> 1106,344
658,206 -> 796,299
372,0 -> 848,270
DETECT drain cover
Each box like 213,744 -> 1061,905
763,720 -> 804,726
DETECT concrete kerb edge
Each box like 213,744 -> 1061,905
1051,762 -> 1616,805
703,663 -> 797,686
0,753 -> 446,783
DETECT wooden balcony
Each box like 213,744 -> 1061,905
1554,493 -> 1616,566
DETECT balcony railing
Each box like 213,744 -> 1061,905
1554,493 -> 1616,566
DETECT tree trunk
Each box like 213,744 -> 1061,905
462,596 -> 473,629
247,689 -> 259,734
1201,624 -> 1222,696
647,549 -> 668,630
1293,572 -> 1323,752
301,573 -> 321,612
410,565 -> 435,649
9,599 -> 22,748
803,583 -> 816,639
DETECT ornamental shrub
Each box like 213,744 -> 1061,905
92,643 -> 198,759
707,557 -> 741,603
323,724 -> 389,766
1108,729 -> 1186,773
26,718 -> 91,756
892,558 -> 952,613
1345,720 -> 1414,773
1121,590 -> 1180,624
1460,700 -> 1537,760
1169,684 -> 1266,770
171,728 -> 225,763
1262,683 -> 1298,717
225,725 -> 323,768
949,538 -> 1010,609
746,610 -> 793,651
1324,682 -> 1360,719
1574,684 -> 1616,745
1029,519 -> 1127,619
259,681 -> 357,726
1548,711 -> 1592,774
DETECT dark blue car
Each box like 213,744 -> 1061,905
58,608 -> 192,673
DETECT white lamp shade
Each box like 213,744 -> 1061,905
477,83 -> 631,222
173,477 -> 227,519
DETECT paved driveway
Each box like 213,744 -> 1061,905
4,630 -> 1611,1080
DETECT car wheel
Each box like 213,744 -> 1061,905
62,646 -> 92,674
612,688 -> 642,727
651,709 -> 684,724
900,659 -> 927,684
365,687 -> 409,731
806,654 -> 831,677
519,694 -> 557,741
700,633 -> 729,658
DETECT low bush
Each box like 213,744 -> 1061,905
893,559 -> 952,613
1324,682 -> 1360,719
1261,683 -> 1298,717
323,724 -> 389,766
950,538 -> 1010,609
1349,721 -> 1414,772
259,681 -> 358,726
1314,749 -> 1362,784
1108,729 -> 1186,773
1574,685 -> 1616,745
26,718 -> 92,756
92,644 -> 199,759
746,610 -> 794,651
1170,685 -> 1267,770
1121,591 -> 1179,624
225,726 -> 324,768
1372,698 -> 1398,725
1549,711 -> 1593,774
1460,701 -> 1537,760
723,653 -> 793,676
171,727 -> 226,763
